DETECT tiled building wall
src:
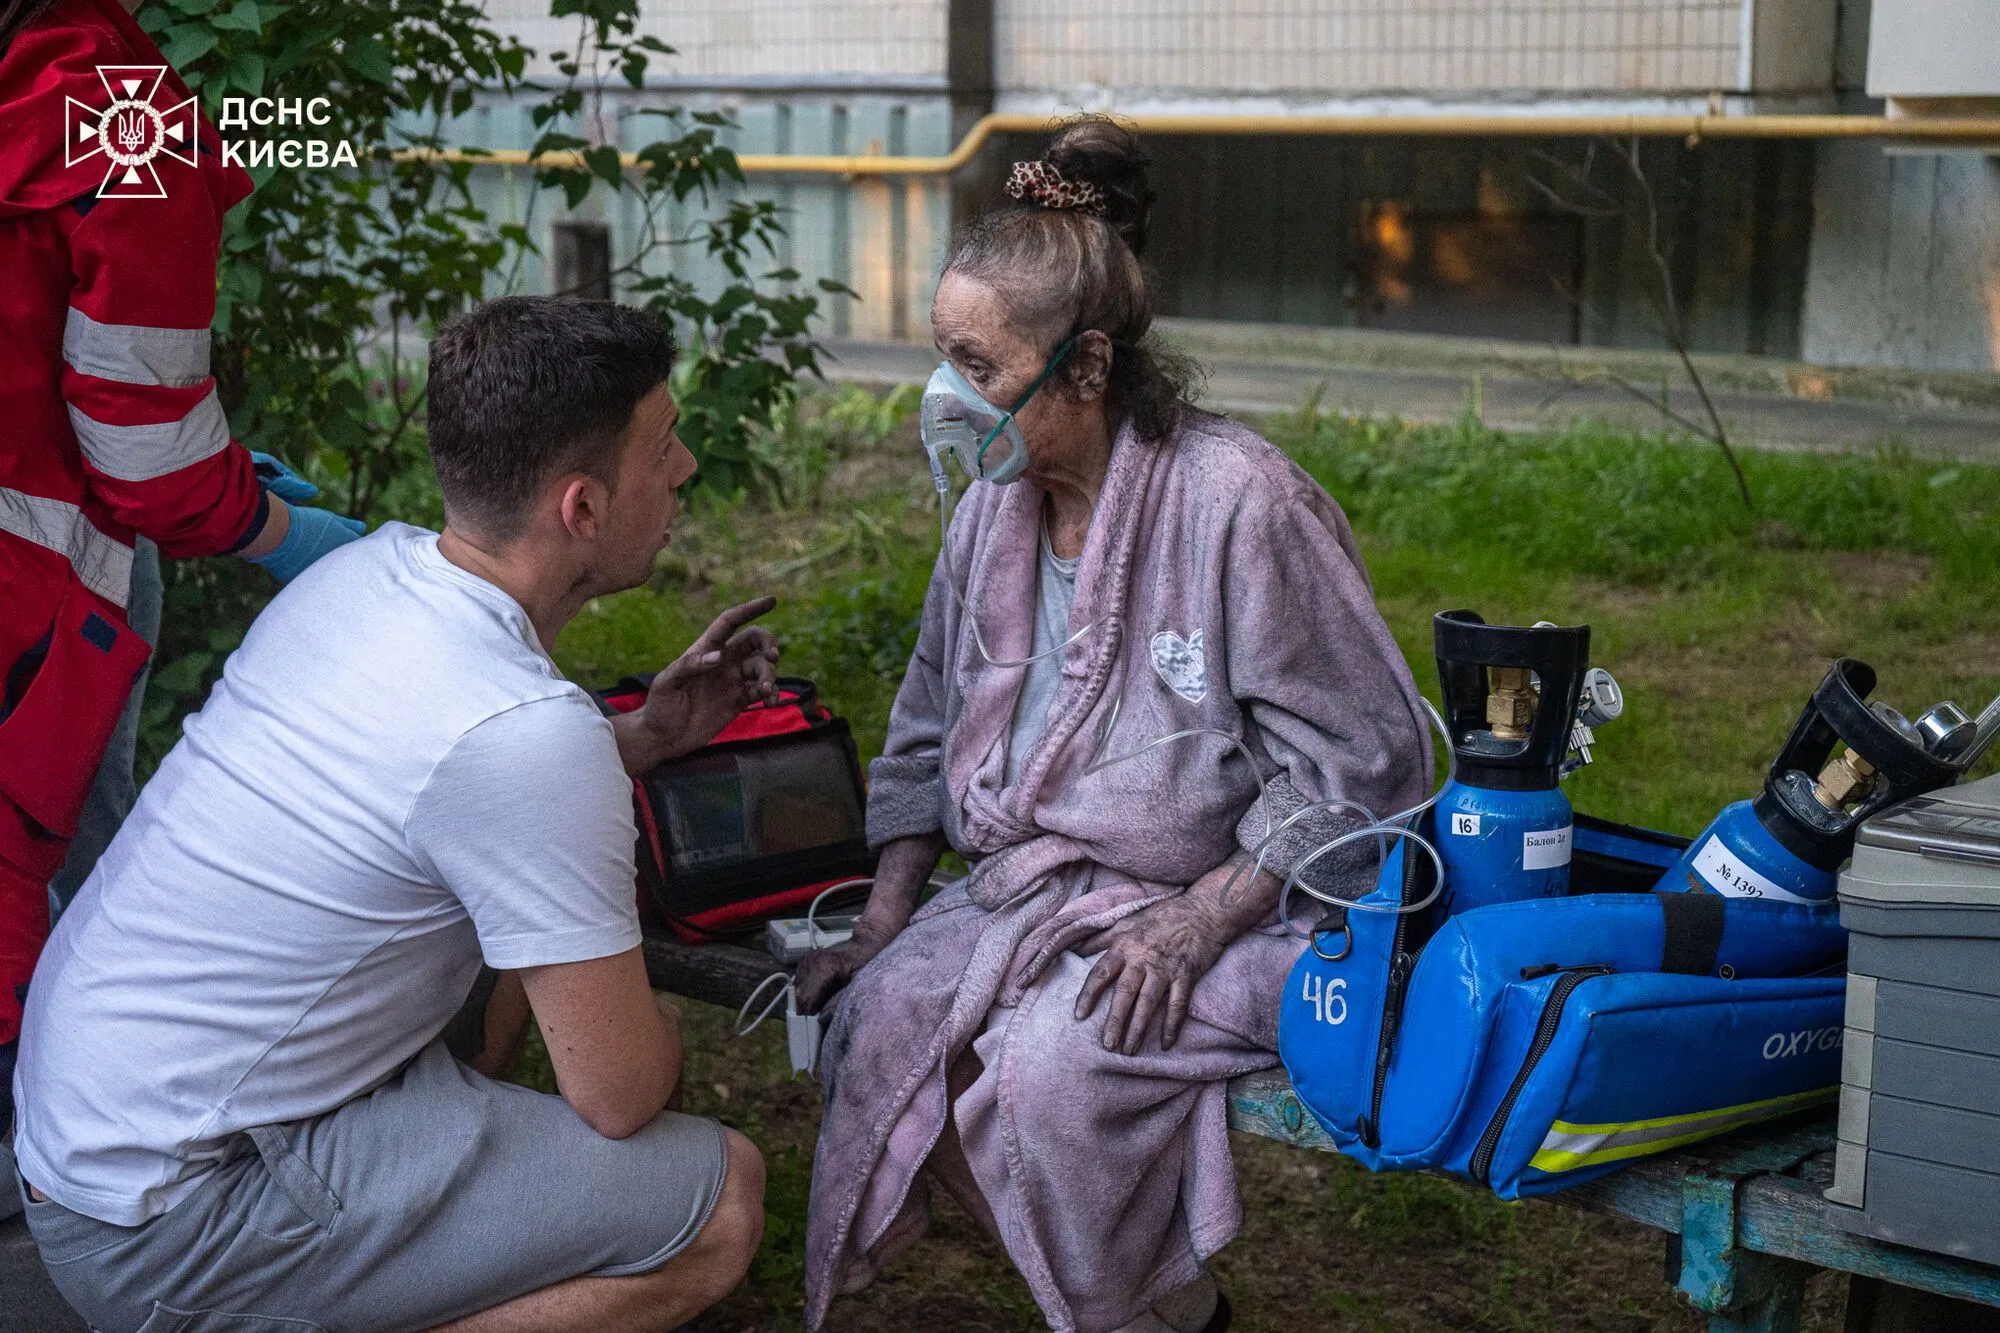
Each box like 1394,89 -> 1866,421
995,0 -> 1833,97
477,0 -> 948,82
471,0 -> 1840,97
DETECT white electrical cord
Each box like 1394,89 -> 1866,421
738,878 -> 876,1036
735,971 -> 791,1036
735,971 -> 826,1076
804,877 -> 873,948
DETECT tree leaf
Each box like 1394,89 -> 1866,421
530,131 -> 589,157
209,0 -> 263,33
157,23 -> 218,67
583,143 -> 624,187
227,50 -> 265,94
342,35 -> 394,84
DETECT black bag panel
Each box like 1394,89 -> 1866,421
629,707 -> 873,923
1571,812 -> 1691,896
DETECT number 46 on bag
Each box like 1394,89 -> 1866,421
1300,972 -> 1347,1025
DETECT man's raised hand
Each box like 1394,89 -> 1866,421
613,597 -> 780,775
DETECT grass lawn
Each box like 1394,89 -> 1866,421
529,390 -> 2000,1332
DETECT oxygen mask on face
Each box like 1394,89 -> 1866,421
921,362 -> 1033,487
919,336 -> 1077,490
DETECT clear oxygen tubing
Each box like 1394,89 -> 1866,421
1280,822 -> 1448,961
925,470 -> 1281,832
1264,696 -> 1456,944
1206,695 -> 1454,919
930,462 -> 1098,670
1078,690 -> 1277,845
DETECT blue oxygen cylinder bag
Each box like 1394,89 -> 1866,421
1279,816 -> 1847,1198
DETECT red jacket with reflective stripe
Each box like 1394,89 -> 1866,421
0,0 -> 258,879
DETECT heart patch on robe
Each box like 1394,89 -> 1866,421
1149,629 -> 1209,703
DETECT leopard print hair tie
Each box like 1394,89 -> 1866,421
1005,159 -> 1108,216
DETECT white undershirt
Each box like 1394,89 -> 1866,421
1003,520 -> 1080,786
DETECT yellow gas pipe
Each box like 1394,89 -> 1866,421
393,109 -> 2000,176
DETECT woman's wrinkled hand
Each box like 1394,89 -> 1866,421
793,916 -> 897,1016
1073,893 -> 1234,1055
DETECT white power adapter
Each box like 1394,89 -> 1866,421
738,970 -> 824,1077
764,914 -> 856,965
785,985 -> 822,1077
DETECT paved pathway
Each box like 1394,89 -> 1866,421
819,333 -> 2000,462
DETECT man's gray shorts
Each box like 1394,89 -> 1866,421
18,1042 -> 728,1333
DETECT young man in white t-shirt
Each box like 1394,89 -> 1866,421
11,297 -> 781,1332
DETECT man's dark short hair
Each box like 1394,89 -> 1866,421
427,297 -> 678,539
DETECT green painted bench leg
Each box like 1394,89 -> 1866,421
1705,1256 -> 1810,1333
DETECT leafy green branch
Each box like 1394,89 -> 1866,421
133,0 -> 845,767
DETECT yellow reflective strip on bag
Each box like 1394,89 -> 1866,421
1529,1087 -> 1835,1175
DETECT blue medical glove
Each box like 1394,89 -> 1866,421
248,451 -> 322,504
250,504 -> 367,583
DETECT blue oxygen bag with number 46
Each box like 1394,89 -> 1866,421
1279,815 -> 1848,1198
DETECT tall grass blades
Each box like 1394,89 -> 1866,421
1272,406 -> 2000,595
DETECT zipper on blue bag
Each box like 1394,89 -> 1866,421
1360,845 -> 1427,1150
1468,963 -> 1616,1186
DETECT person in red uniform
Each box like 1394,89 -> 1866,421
0,0 -> 363,1148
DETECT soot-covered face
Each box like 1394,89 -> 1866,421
930,269 -> 1113,483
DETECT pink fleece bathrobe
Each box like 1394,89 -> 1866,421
804,410 -> 1431,1332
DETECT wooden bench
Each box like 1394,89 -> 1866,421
642,927 -> 2000,1333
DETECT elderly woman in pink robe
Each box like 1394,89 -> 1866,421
793,117 -> 1432,1333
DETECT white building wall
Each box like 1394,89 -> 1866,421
441,0 -> 2000,371
476,0 -> 948,82
1797,0 -> 2000,371
995,0 -> 1837,109
1866,0 -> 2000,99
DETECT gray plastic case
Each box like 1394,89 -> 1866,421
1825,772 -> 2000,1264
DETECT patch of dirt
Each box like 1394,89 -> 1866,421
1820,550 -> 1935,601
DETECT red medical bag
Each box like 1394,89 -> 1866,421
594,676 -> 875,941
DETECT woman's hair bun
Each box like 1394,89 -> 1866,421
1041,115 -> 1155,257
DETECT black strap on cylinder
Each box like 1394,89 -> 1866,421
1656,889 -> 1726,976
